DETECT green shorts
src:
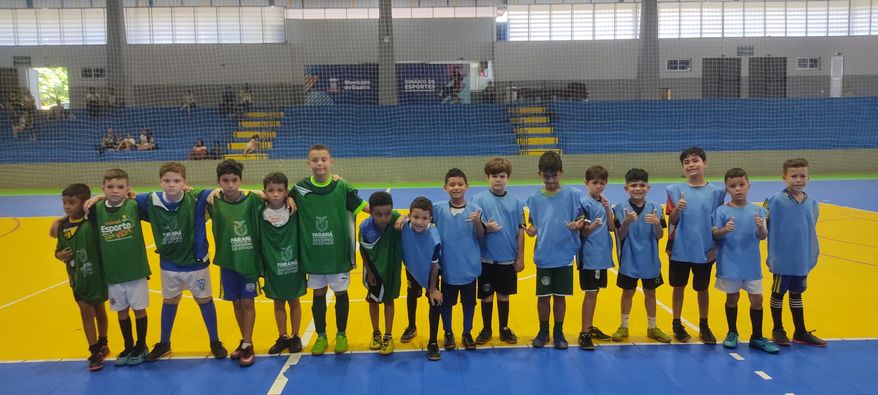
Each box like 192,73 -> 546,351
536,266 -> 574,297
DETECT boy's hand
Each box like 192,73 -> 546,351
206,188 -> 221,205
644,209 -> 660,225
466,209 -> 481,223
183,185 -> 193,193
127,190 -> 137,199
55,247 -> 73,262
676,192 -> 687,211
754,214 -> 766,229
623,208 -> 638,224
567,218 -> 586,231
366,270 -> 377,286
286,197 -> 297,214
525,224 -> 537,237
83,195 -> 104,213
485,218 -> 502,233
428,289 -> 443,306
332,174 -> 342,181
600,195 -> 611,210
723,216 -> 736,232
48,216 -> 65,239
394,215 -> 408,231
514,257 -> 524,273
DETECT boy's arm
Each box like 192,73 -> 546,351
615,208 -> 637,241
48,216 -> 67,239
427,244 -> 443,305
755,208 -> 768,240
134,192 -> 152,222
469,209 -> 486,241
605,199 -> 616,232
54,236 -> 72,263
514,227 -> 525,273
668,191 -> 685,225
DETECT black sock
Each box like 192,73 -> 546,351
553,321 -> 564,335
789,292 -> 806,335
699,318 -> 709,330
481,301 -> 493,331
428,305 -> 440,344
498,300 -> 510,329
539,320 -> 549,333
725,306 -> 738,333
406,293 -> 418,329
750,308 -> 763,339
673,318 -> 682,328
313,293 -> 327,335
119,317 -> 134,350
335,292 -> 350,333
98,336 -> 108,347
770,292 -> 784,330
135,316 -> 148,349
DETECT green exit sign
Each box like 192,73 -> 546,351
13,56 -> 31,67
737,46 -> 754,57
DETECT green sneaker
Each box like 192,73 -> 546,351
379,336 -> 394,356
722,332 -> 739,349
749,337 -> 781,354
126,346 -> 148,366
334,334 -> 348,354
311,335 -> 328,356
647,328 -> 671,343
369,331 -> 382,350
114,348 -> 132,366
611,327 -> 629,342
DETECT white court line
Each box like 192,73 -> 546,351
755,370 -> 773,380
0,280 -> 67,310
267,290 -> 328,395
608,268 -> 699,332
729,352 -> 745,361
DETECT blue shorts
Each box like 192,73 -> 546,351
220,267 -> 258,301
771,274 -> 808,294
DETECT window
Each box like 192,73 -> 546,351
797,57 -> 821,70
125,6 -> 284,44
667,59 -> 691,71
81,67 -> 105,79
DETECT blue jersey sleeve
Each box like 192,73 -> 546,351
135,193 -> 151,222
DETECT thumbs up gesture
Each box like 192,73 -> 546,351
754,214 -> 765,229
623,208 -> 638,224
723,216 -> 735,232
599,194 -> 611,210
645,208 -> 660,225
676,192 -> 687,211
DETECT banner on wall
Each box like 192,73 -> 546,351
304,64 -> 378,105
396,63 -> 471,104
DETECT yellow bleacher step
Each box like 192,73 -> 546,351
234,131 -> 277,139
517,137 -> 558,145
229,142 -> 273,150
240,121 -> 281,129
514,127 -> 553,135
511,116 -> 549,124
511,106 -> 545,114
520,148 -> 562,157
223,153 -> 269,160
246,111 -> 285,118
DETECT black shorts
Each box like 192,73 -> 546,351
405,269 -> 424,298
579,269 -> 608,291
669,260 -> 714,291
441,280 -> 477,307
617,273 -> 664,290
477,262 -> 518,299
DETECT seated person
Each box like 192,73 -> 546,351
86,88 -> 101,116
11,113 -> 33,140
208,140 -> 227,160
189,139 -> 208,160
137,128 -> 156,151
181,90 -> 196,111
116,133 -> 136,151
239,84 -> 252,114
243,135 -> 259,156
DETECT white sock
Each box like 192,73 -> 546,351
242,342 -> 252,349
647,316 -> 657,329
620,314 -> 630,328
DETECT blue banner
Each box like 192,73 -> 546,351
304,64 -> 378,105
396,63 -> 471,104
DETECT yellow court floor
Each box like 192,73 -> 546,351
1,203 -> 876,361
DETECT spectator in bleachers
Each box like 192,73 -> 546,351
105,87 -> 123,109
98,128 -> 116,153
116,133 -> 136,151
11,112 -> 33,141
220,86 -> 235,118
137,128 -> 156,151
239,84 -> 252,115
189,139 -> 208,160
243,134 -> 259,156
208,140 -> 227,160
86,88 -> 101,117
181,90 -> 196,113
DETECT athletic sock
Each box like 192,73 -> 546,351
119,317 -> 134,350
750,308 -> 764,339
789,292 -> 806,334
428,305 -> 440,343
160,303 -> 179,344
135,316 -> 148,349
498,300 -> 510,329
335,292 -> 350,333
770,292 -> 785,330
462,302 -> 475,334
406,293 -> 418,328
726,305 -> 738,333
198,299 -> 220,342
647,316 -> 657,329
480,301 -> 493,331
313,293 -> 327,336
621,314 -> 630,328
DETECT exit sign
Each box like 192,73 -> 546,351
13,56 -> 31,67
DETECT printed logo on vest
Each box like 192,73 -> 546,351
233,220 -> 248,237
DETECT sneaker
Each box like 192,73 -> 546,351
426,342 -> 441,361
210,341 -> 228,359
369,331 -> 383,351
114,348 -> 132,366
444,333 -> 457,351
700,326 -> 717,345
475,328 -> 492,345
269,336 -> 291,355
553,331 -> 569,350
334,334 -> 348,354
230,340 -> 244,360
577,332 -> 595,351
792,330 -> 828,347
380,336 -> 394,356
587,326 -> 612,341
289,336 -> 303,353
462,333 -> 477,351
88,351 -> 104,372
749,337 -> 781,354
400,326 -> 417,343
312,335 -> 328,356
722,332 -> 739,349
94,344 -> 110,364
126,345 -> 148,366
611,327 -> 629,342
772,328 -> 791,347
499,327 -> 519,344
145,342 -> 171,362
647,328 -> 672,343
532,330 -> 549,348
673,324 -> 692,342
239,345 -> 255,367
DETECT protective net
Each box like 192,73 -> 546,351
1,0 -> 877,190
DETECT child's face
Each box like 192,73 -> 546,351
218,173 -> 242,196
160,171 -> 185,198
444,176 -> 468,200
487,172 -> 509,194
102,178 -> 129,204
540,170 -> 562,192
681,155 -> 706,179
586,179 -> 607,197
409,208 -> 432,233
62,196 -> 85,218
264,182 -> 287,208
307,149 -> 332,179
783,166 -> 809,194
725,176 -> 750,202
370,204 -> 394,230
624,180 -> 650,201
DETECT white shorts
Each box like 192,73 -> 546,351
715,278 -> 763,294
161,267 -> 213,299
308,273 -> 350,292
108,278 -> 150,312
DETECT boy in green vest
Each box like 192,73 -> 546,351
55,183 -> 110,371
359,191 -> 402,356
261,172 -> 307,355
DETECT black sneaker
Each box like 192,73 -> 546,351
145,342 -> 171,362
578,332 -> 595,351
673,324 -> 692,342
462,333 -> 477,351
499,327 -> 519,344
532,331 -> 549,348
239,345 -> 255,367
444,333 -> 457,351
699,326 -> 717,345
772,328 -> 791,346
88,351 -> 104,372
553,331 -> 569,350
587,326 -> 611,341
426,342 -> 441,361
400,326 -> 417,343
475,328 -> 492,345
792,330 -> 827,347
210,341 -> 228,359
289,336 -> 303,353
268,336 -> 291,355
230,340 -> 244,360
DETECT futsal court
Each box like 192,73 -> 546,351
1,179 -> 876,394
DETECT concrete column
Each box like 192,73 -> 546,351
637,0 -> 660,100
378,0 -> 397,105
106,0 -> 127,103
